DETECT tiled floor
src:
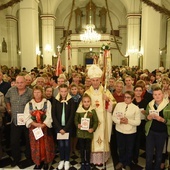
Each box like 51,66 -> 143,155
0,147 -> 146,170
0,128 -> 146,170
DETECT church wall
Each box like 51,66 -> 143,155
0,10 -> 9,67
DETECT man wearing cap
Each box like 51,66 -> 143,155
85,64 -> 117,167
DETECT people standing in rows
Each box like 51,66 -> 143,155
112,91 -> 141,170
70,83 -> 82,155
107,77 -> 116,94
70,73 -> 81,85
123,75 -> 134,93
53,76 -> 66,97
161,77 -> 170,101
85,65 -> 117,168
52,84 -> 75,170
35,77 -> 46,88
5,75 -> 33,167
155,72 -> 162,86
0,71 -> 11,149
111,80 -> 125,168
24,74 -> 33,88
44,86 -> 54,104
135,80 -> 153,104
0,71 -> 11,95
24,85 -> 55,169
113,80 -> 125,103
132,85 -> 148,164
50,76 -> 58,89
74,94 -> 98,170
78,83 -> 85,96
84,77 -> 91,91
0,91 -> 6,159
150,73 -> 157,84
145,86 -> 170,170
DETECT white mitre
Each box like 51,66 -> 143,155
88,64 -> 103,79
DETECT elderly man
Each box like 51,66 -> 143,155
84,65 -> 117,168
35,76 -> 46,88
24,74 -> 33,88
5,75 -> 33,167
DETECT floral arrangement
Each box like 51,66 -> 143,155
101,44 -> 110,51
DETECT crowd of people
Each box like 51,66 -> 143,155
0,64 -> 170,170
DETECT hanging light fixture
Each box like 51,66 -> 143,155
80,0 -> 101,43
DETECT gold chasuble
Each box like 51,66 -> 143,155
85,85 -> 117,164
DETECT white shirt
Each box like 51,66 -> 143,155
112,102 -> 141,134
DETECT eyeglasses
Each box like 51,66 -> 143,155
124,96 -> 131,99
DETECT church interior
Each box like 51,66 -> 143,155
0,0 -> 169,73
0,0 -> 170,170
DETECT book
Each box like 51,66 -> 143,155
57,133 -> 69,140
80,118 -> 90,130
32,127 -> 44,140
17,113 -> 25,125
115,112 -> 124,120
149,110 -> 159,116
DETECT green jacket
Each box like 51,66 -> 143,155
74,107 -> 98,139
145,99 -> 170,136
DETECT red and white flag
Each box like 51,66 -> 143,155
55,54 -> 62,76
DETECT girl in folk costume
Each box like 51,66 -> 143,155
24,85 -> 55,170
52,84 -> 76,170
85,65 -> 117,167
75,94 -> 98,170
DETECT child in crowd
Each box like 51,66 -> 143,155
70,83 -> 82,154
70,83 -> 82,109
75,94 -> 98,170
78,83 -> 85,96
52,84 -> 75,170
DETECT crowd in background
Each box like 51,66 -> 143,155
0,64 -> 170,170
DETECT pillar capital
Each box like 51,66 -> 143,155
6,15 -> 18,22
40,14 -> 56,21
126,14 -> 141,19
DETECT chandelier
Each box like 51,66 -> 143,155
80,0 -> 101,43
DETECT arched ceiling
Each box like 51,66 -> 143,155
1,0 -> 170,21
54,0 -> 128,26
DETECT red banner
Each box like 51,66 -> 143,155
55,54 -> 62,76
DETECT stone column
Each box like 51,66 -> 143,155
165,17 -> 170,69
55,26 -> 64,47
126,14 -> 141,67
71,48 -> 79,66
41,14 -> 56,66
118,25 -> 127,66
141,0 -> 161,71
19,0 -> 39,71
6,15 -> 18,67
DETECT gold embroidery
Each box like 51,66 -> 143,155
98,121 -> 101,127
95,100 -> 100,108
96,136 -> 103,145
